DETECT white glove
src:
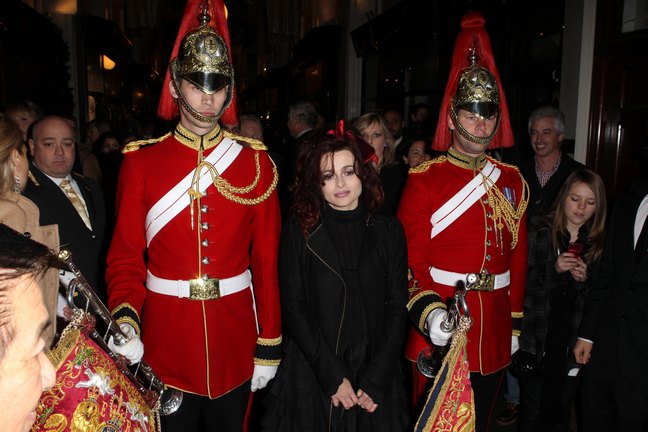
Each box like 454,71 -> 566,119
251,364 -> 278,392
426,309 -> 455,346
511,335 -> 519,355
108,323 -> 144,364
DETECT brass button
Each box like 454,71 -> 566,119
487,226 -> 493,232
202,239 -> 209,247
201,222 -> 209,230
486,254 -> 492,261
201,205 -> 209,213
486,240 -> 491,246
202,257 -> 210,264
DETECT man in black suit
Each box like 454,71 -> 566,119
573,175 -> 648,430
520,106 -> 586,218
24,115 -> 106,296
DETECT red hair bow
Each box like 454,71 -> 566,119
327,120 -> 379,165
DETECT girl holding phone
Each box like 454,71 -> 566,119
517,169 -> 607,431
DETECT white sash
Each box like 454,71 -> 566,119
145,137 -> 242,246
430,161 -> 501,238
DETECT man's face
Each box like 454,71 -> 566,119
529,117 -> 564,159
448,109 -> 498,157
0,273 -> 56,432
383,111 -> 403,139
411,107 -> 430,123
170,79 -> 228,135
240,121 -> 263,141
29,117 -> 76,178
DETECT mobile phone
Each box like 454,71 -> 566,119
567,242 -> 583,258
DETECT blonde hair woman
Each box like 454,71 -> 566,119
353,113 -> 406,215
0,118 -> 59,346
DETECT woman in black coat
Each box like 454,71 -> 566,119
517,169 -> 607,431
261,127 -> 410,431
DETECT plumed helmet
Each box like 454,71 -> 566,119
452,49 -> 500,120
431,11 -> 513,151
158,0 -> 238,126
170,10 -> 233,96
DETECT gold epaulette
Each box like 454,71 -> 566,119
488,157 -> 521,172
122,133 -> 171,153
223,130 -> 268,151
409,155 -> 447,174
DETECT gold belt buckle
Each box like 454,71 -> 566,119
189,278 -> 220,300
471,269 -> 495,292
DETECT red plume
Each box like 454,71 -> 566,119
157,0 -> 238,125
431,11 -> 514,151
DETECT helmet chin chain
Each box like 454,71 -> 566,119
171,74 -> 221,125
449,105 -> 499,146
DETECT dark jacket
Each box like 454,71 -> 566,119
24,161 -> 106,293
520,216 -> 595,360
263,209 -> 409,431
520,153 -> 586,218
579,177 -> 648,382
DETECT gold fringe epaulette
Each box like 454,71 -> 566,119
122,133 -> 171,153
409,155 -> 447,174
488,156 -> 521,172
223,130 -> 268,151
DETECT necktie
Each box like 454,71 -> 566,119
635,212 -> 648,264
60,179 -> 92,230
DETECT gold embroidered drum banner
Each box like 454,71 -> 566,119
31,318 -> 159,432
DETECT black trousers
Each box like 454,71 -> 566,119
161,381 -> 251,432
581,355 -> 648,431
470,370 -> 505,432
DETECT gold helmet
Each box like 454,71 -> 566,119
170,9 -> 233,96
158,0 -> 237,125
452,49 -> 499,120
448,48 -> 501,146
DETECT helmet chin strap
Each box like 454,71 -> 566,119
450,105 -> 500,146
171,73 -> 221,125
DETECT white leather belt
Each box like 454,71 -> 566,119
146,270 -> 251,300
430,267 -> 510,291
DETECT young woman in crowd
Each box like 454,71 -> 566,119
262,126 -> 409,431
518,169 -> 607,431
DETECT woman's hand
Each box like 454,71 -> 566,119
331,378 -> 358,409
569,257 -> 588,282
555,252 -> 579,274
356,389 -> 378,413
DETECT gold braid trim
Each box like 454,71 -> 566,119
122,133 -> 170,153
409,155 -> 447,174
223,130 -> 268,151
254,357 -> 281,366
407,290 -> 442,309
511,311 -> 523,319
213,154 -> 279,205
257,335 -> 282,346
512,329 -> 521,337
419,302 -> 448,333
480,169 -> 529,249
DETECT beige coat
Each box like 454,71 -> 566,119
0,192 -> 60,347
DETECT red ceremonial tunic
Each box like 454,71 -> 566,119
106,124 -> 282,398
397,151 -> 527,375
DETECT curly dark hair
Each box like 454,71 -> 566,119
291,131 -> 384,234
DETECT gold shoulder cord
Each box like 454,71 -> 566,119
479,168 -> 529,249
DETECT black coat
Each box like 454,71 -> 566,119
24,162 -> 107,293
579,177 -> 648,382
262,210 -> 409,431
520,153 -> 586,218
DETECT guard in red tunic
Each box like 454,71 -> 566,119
397,12 -> 528,431
105,1 -> 281,430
